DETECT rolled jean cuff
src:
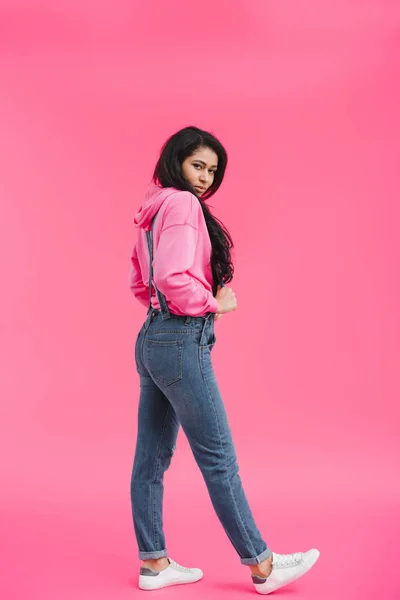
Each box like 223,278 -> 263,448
240,547 -> 271,566
138,550 -> 168,560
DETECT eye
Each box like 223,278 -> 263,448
193,163 -> 216,175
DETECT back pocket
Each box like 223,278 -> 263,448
146,339 -> 184,387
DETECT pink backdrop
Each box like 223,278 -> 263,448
1,1 -> 399,598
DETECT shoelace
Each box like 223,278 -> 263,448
272,552 -> 303,568
170,559 -> 193,573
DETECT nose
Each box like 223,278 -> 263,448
199,170 -> 210,184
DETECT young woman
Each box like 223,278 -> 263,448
129,126 -> 319,594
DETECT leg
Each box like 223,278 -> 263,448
144,319 -> 271,566
130,358 -> 180,562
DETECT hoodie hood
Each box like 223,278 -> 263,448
134,184 -> 178,231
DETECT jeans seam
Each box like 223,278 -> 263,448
151,329 -> 193,334
150,482 -> 157,548
140,328 -> 146,371
198,346 -> 258,560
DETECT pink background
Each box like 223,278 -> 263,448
1,1 -> 399,598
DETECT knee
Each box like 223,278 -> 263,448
131,446 -> 176,486
198,450 -> 239,481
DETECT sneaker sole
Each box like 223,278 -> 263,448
139,574 -> 203,590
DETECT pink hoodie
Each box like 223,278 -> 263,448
129,184 -> 219,317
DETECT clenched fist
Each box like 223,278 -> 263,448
215,285 -> 238,316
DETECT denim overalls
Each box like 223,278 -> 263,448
130,215 -> 270,565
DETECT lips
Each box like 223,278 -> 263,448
195,186 -> 206,192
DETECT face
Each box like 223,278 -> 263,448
181,147 -> 218,196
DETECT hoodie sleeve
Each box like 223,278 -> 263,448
153,193 -> 219,315
129,243 -> 149,307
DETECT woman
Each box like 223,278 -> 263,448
129,126 -> 319,594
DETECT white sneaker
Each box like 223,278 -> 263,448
252,549 -> 320,595
138,558 -> 203,590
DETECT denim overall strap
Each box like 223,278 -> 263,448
146,213 -> 171,320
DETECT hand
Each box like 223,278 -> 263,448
215,285 -> 238,315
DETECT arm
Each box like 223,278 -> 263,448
153,193 -> 218,315
129,243 -> 149,307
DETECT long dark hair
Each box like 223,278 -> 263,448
152,126 -> 234,295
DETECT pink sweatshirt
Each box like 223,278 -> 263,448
129,184 -> 219,317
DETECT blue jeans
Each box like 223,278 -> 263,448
130,308 -> 271,565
